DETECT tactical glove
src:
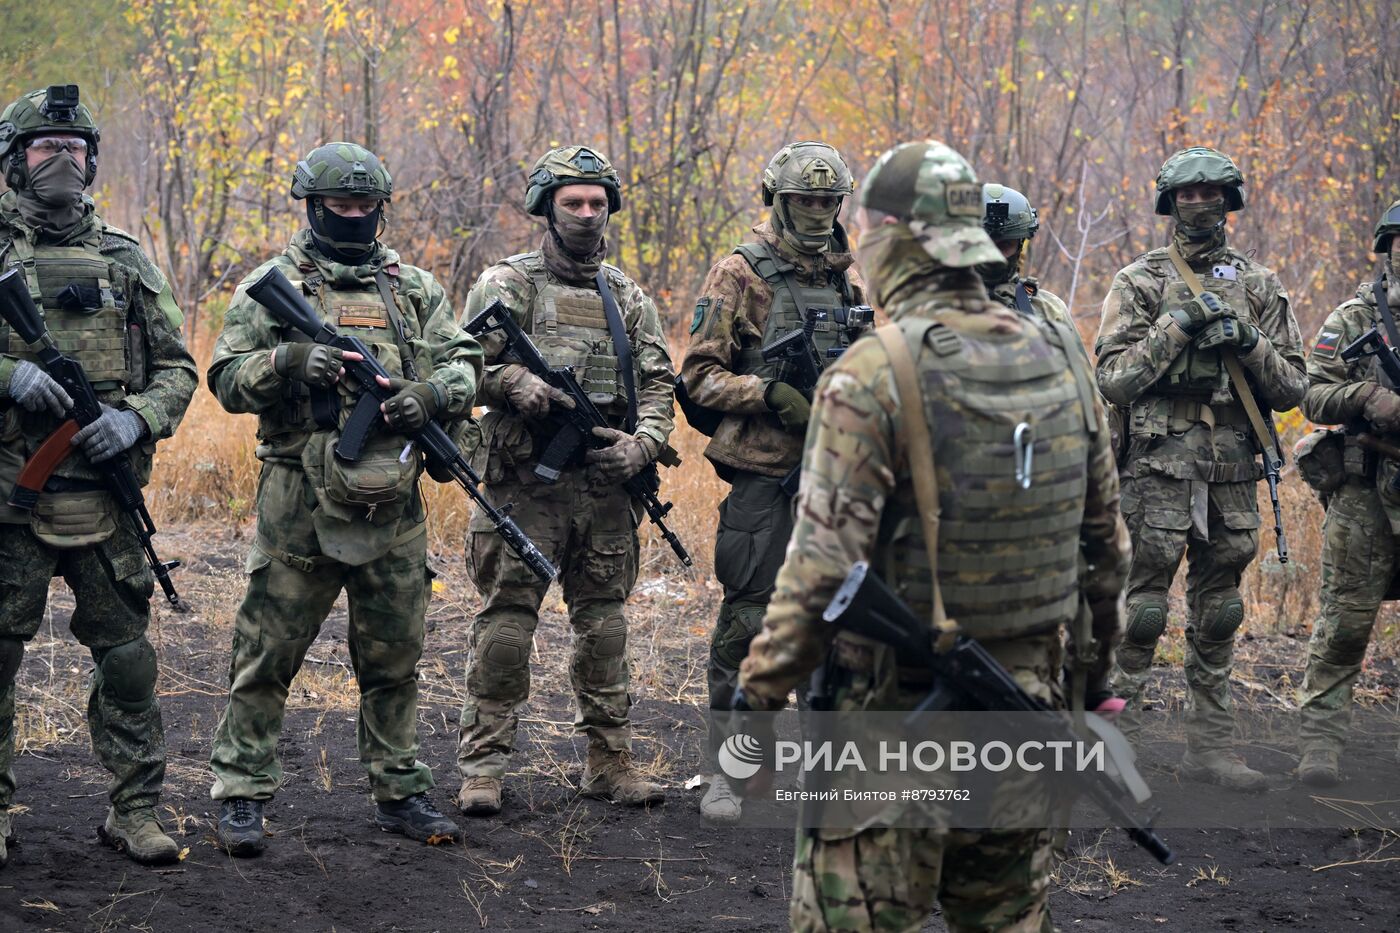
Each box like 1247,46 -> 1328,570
1195,316 -> 1260,353
584,426 -> 649,483
72,405 -> 147,463
1363,384 -> 1400,434
377,376 -> 445,433
764,381 -> 811,434
500,364 -> 574,419
1167,291 -> 1227,336
274,343 -> 345,387
3,360 -> 72,418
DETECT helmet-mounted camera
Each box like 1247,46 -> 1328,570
41,85 -> 81,124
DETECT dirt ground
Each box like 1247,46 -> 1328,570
1,523 -> 1398,933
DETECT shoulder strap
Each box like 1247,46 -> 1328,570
375,270 -> 419,380
1166,243 -> 1280,461
1013,281 -> 1035,317
873,322 -> 954,648
595,269 -> 638,432
1044,317 -> 1099,437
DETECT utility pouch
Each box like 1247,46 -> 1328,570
302,428 -> 417,526
1293,429 -> 1345,495
32,489 -> 117,548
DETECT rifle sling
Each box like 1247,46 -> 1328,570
1013,281 -> 1035,317
1165,244 -> 1279,462
595,269 -> 637,433
374,271 -> 419,381
1374,272 -> 1400,358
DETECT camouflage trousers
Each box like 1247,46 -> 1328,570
209,464 -> 434,803
458,468 -> 639,779
1112,466 -> 1260,750
708,471 -> 794,763
1298,481 -> 1395,754
0,522 -> 164,813
790,826 -> 1054,933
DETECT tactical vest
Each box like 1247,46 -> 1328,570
878,318 -> 1091,641
730,241 -> 857,380
1154,251 -> 1252,397
503,252 -> 630,414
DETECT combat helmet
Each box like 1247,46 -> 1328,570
981,183 -> 1039,242
762,141 -> 854,205
291,142 -> 393,201
1373,199 -> 1400,254
524,146 -> 621,216
859,139 -> 1002,268
0,85 -> 101,189
1154,147 -> 1245,215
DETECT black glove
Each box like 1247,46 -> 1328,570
377,376 -> 445,432
1167,292 -> 1227,336
274,343 -> 346,387
1195,316 -> 1260,353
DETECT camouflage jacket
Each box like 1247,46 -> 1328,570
1302,277 -> 1395,427
462,245 -> 675,459
1095,240 -> 1306,414
739,281 -> 1130,709
990,275 -> 1071,328
0,197 -> 196,520
680,222 -> 864,476
208,230 -> 481,463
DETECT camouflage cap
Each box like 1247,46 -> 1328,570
525,145 -> 622,216
1373,199 -> 1400,254
291,142 -> 393,200
762,141 -> 854,205
981,183 -> 1039,241
1154,147 -> 1244,214
859,140 -> 1003,268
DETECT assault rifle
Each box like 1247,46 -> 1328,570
462,300 -> 692,568
245,268 -> 558,582
0,268 -> 187,611
822,560 -> 1176,866
761,306 -> 873,497
1340,275 -> 1400,495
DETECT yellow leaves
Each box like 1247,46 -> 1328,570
440,54 -> 462,80
444,26 -> 460,45
1161,55 -> 1174,70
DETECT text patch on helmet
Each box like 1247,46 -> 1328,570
946,183 -> 982,216
338,303 -> 387,329
1313,329 -> 1341,359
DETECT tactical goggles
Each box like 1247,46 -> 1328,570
26,136 -> 90,157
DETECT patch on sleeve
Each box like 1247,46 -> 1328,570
690,298 -> 709,334
1313,328 -> 1342,359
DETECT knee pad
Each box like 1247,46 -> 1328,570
0,637 -> 23,686
1317,617 -> 1374,667
95,636 -> 157,711
1125,600 -> 1168,647
587,614 -> 627,661
1201,597 -> 1245,642
477,617 -> 532,671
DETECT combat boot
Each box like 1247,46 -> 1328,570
98,807 -> 180,865
0,808 -> 13,868
1297,748 -> 1341,788
1179,749 -> 1268,791
217,798 -> 267,857
375,793 -> 465,845
580,748 -> 665,806
456,776 -> 503,817
699,775 -> 741,824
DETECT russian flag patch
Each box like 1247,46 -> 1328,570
1314,329 -> 1342,358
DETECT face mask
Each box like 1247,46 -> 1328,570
977,241 -> 1021,287
1172,197 -> 1226,240
308,200 -> 383,263
16,154 -> 88,237
856,222 -> 942,308
550,207 -> 608,259
779,197 -> 840,254
1386,256 -> 1400,309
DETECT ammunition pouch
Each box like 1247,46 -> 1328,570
1293,428 -> 1346,496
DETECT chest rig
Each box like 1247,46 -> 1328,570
879,318 -> 1092,641
503,253 -> 629,414
1154,251 -> 1252,397
731,241 -> 857,379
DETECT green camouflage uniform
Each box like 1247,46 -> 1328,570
989,276 -> 1073,330
1095,225 -> 1305,753
681,218 -> 865,759
740,141 -> 1130,933
0,194 -> 196,816
207,229 -> 481,803
456,244 -> 675,778
1297,275 -> 1400,756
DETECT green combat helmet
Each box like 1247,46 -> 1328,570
290,142 -> 393,201
859,139 -> 1003,268
0,84 -> 101,189
763,141 -> 853,252
981,183 -> 1039,242
1154,146 -> 1245,215
524,146 -> 622,216
1373,198 -> 1400,254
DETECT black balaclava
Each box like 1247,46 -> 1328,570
307,198 -> 384,264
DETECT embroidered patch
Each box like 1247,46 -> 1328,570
1313,329 -> 1342,359
690,297 -> 710,335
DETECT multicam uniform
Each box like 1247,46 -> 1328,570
739,140 -> 1129,933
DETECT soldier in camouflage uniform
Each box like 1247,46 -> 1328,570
738,140 -> 1130,933
977,183 -> 1076,334
0,86 -> 196,866
1095,148 -> 1306,788
679,141 -> 865,822
455,146 -> 675,816
207,143 -> 481,854
1294,200 -> 1400,787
